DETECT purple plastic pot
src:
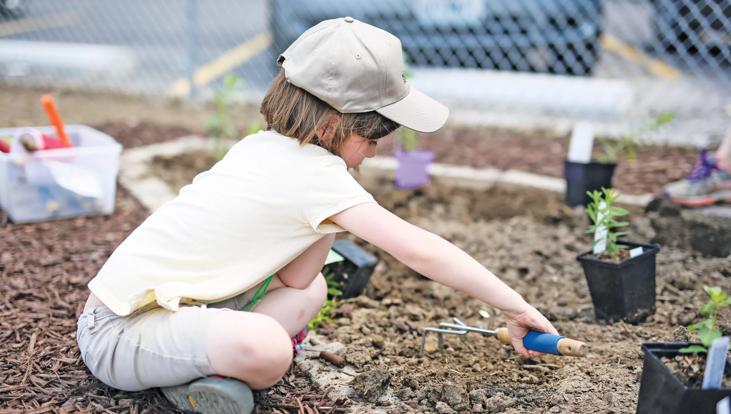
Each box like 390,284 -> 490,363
394,149 -> 434,189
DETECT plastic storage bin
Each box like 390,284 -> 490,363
0,125 -> 122,223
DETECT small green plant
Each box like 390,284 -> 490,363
206,74 -> 245,159
595,112 -> 674,163
397,58 -> 418,152
399,128 -> 418,152
679,286 -> 731,353
586,188 -> 630,258
307,268 -> 343,331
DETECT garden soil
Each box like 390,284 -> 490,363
1,86 -> 729,413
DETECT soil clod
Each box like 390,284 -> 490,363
351,368 -> 391,403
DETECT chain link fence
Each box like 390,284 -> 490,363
1,0 -> 729,143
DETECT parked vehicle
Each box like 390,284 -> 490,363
652,0 -> 731,66
270,0 -> 604,75
0,0 -> 22,16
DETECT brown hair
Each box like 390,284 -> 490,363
260,71 -> 401,155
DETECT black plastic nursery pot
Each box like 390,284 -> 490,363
564,160 -> 616,207
327,239 -> 378,298
636,342 -> 731,414
577,241 -> 659,323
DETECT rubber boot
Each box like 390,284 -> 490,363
160,375 -> 254,414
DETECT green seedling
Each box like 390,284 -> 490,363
397,57 -> 419,152
399,127 -> 418,152
206,74 -> 245,159
680,286 -> 731,353
586,188 -> 630,259
307,268 -> 343,331
595,112 -> 674,163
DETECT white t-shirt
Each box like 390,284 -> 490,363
89,130 -> 375,316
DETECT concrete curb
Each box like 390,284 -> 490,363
118,136 -> 654,212
118,135 -> 210,212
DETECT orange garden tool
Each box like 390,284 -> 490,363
40,94 -> 72,147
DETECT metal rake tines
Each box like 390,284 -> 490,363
420,317 -> 492,355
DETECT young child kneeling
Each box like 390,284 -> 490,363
77,17 -> 558,414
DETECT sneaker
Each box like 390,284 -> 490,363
160,375 -> 254,414
663,149 -> 731,207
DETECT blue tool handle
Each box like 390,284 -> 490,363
523,330 -> 564,355
496,327 -> 587,356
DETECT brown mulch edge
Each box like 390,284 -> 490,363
93,120 -> 700,196
375,127 -> 699,196
93,120 -> 198,149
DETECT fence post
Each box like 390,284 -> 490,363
184,0 -> 199,99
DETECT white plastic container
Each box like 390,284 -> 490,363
0,125 -> 122,223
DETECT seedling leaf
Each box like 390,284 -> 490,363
309,267 -> 345,331
698,329 -> 722,347
585,188 -> 629,259
681,286 -> 730,352
699,303 -> 714,317
678,345 -> 708,354
705,286 -> 726,303
596,113 -> 674,163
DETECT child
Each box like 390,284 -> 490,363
77,17 -> 559,414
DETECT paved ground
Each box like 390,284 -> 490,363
1,0 -> 730,146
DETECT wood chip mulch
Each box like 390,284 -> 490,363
0,122 -> 348,413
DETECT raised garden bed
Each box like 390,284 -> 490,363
96,120 -> 701,196
1,121 -> 728,413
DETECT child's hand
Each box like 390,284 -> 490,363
503,304 -> 558,358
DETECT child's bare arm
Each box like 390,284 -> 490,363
330,202 -> 557,357
277,233 -> 335,289
331,203 -> 525,311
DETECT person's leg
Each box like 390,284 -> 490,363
209,271 -> 328,337
251,273 -> 328,336
715,127 -> 731,172
205,310 -> 293,389
160,262 -> 328,410
161,309 -> 292,413
78,305 -> 294,390
663,128 -> 731,206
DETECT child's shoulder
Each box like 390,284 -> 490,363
233,130 -> 338,166
241,129 -> 303,146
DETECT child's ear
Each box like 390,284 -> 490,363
316,113 -> 340,146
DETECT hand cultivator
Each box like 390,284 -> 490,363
420,316 -> 587,357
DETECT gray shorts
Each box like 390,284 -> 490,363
76,294 -> 254,392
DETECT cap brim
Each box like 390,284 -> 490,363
376,87 -> 449,133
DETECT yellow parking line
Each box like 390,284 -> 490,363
0,12 -> 79,37
600,34 -> 680,80
169,32 -> 272,97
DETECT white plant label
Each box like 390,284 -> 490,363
629,247 -> 643,258
593,200 -> 608,255
718,397 -> 731,414
702,336 -> 729,389
567,122 -> 595,163
325,249 -> 344,265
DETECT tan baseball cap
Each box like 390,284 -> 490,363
278,16 -> 449,133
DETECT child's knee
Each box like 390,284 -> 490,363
208,312 -> 292,388
241,317 -> 292,387
246,337 -> 292,388
309,273 -> 328,306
